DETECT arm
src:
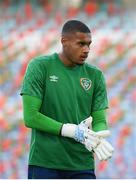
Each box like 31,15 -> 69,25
22,94 -> 63,135
92,109 -> 108,132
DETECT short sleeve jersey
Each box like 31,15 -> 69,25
21,53 -> 108,170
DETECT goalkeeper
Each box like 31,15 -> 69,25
20,20 -> 114,179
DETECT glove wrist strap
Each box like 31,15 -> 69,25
61,124 -> 77,138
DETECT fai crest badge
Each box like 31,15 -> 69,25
80,78 -> 92,91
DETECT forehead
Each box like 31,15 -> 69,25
69,32 -> 92,42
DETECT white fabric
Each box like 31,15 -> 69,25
85,129 -> 111,151
61,124 -> 77,138
93,139 -> 114,161
95,130 -> 111,138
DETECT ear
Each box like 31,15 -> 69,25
61,36 -> 68,47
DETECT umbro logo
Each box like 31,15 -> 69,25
49,75 -> 58,82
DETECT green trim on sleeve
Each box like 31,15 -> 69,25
22,95 -> 63,135
91,109 -> 108,132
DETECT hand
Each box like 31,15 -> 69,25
84,129 -> 111,152
61,117 -> 100,151
74,118 -> 101,151
93,139 -> 114,161
84,117 -> 114,161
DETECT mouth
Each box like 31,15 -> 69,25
80,55 -> 88,60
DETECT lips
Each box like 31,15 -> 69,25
81,55 -> 88,59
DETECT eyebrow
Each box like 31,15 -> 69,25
78,40 -> 92,45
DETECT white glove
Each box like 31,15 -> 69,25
85,129 -> 111,152
85,116 -> 114,161
61,117 -> 100,151
93,139 -> 114,161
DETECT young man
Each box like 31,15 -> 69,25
21,20 -> 114,179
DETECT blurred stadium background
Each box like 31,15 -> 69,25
0,0 -> 136,178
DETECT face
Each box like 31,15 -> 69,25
61,32 -> 92,66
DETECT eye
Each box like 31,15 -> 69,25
79,42 -> 85,46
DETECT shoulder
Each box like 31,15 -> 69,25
27,53 -> 56,72
84,62 -> 103,75
29,53 -> 55,66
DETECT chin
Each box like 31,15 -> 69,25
77,60 -> 85,65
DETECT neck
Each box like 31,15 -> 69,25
58,52 -> 77,67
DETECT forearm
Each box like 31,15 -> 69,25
22,95 -> 63,135
91,109 -> 108,132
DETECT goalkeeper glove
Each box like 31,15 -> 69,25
93,139 -> 114,161
61,117 -> 100,151
93,130 -> 114,161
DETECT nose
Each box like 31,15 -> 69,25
83,45 -> 90,54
